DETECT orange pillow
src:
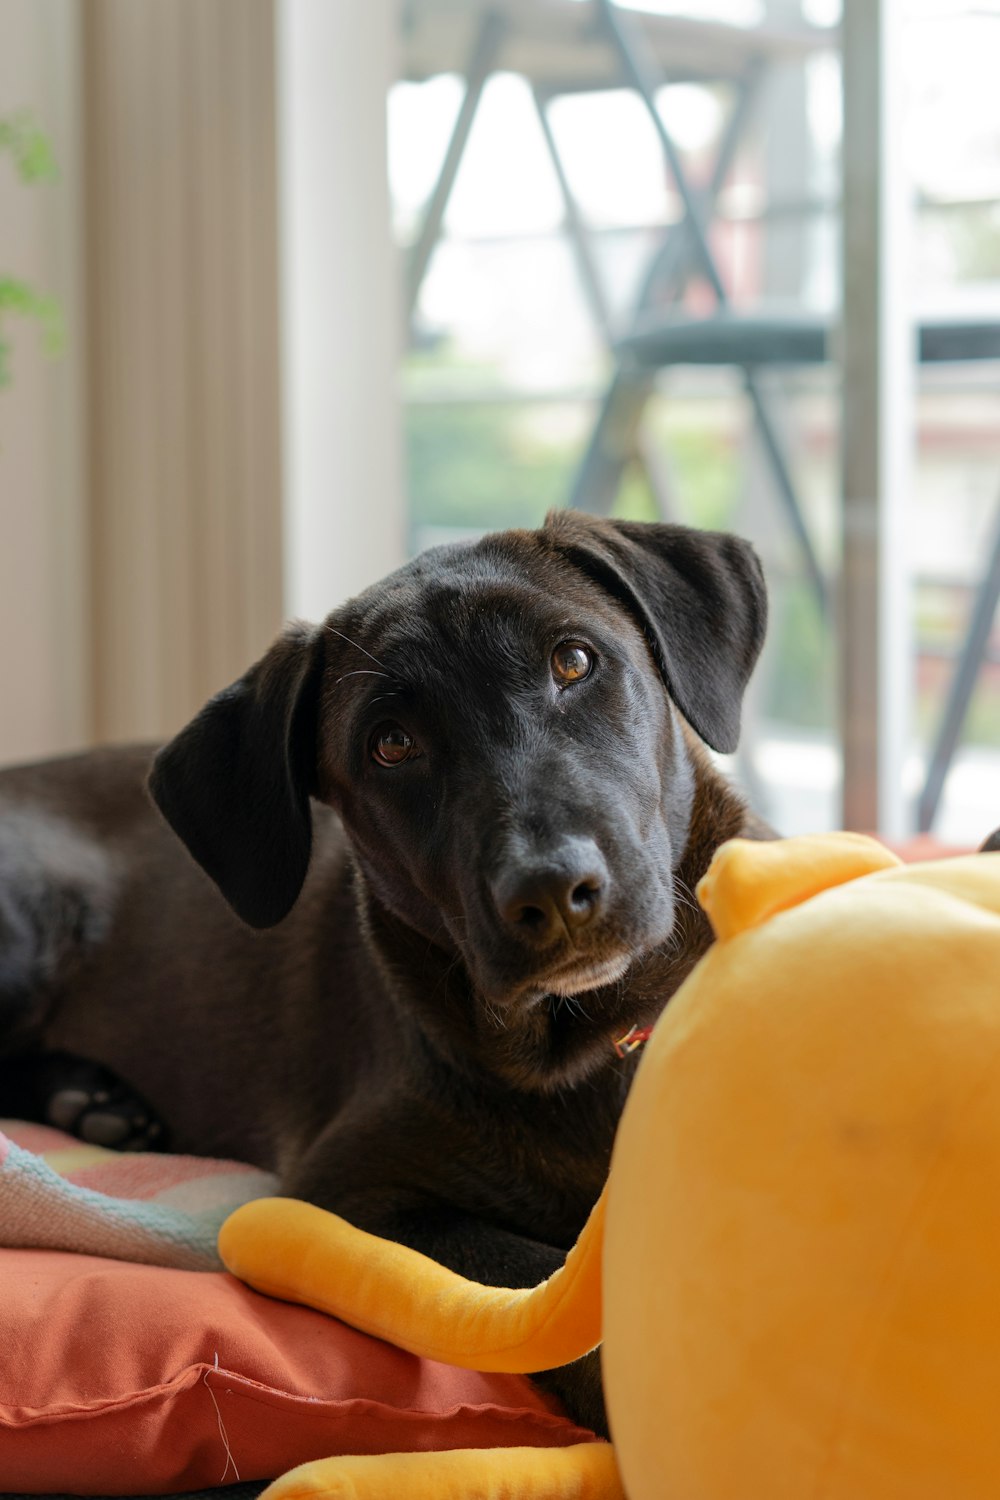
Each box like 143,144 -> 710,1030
0,1248 -> 593,1494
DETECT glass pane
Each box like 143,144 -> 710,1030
394,0 -> 1000,841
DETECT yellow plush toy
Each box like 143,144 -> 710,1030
220,832 -> 1000,1500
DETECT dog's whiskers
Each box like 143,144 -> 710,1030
324,625 -> 390,672
658,923 -> 686,959
483,995 -> 508,1031
550,993 -> 595,1025
335,669 -> 395,686
670,873 -> 702,921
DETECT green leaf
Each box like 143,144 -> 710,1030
0,111 -> 59,184
0,278 -> 65,369
0,114 -> 62,392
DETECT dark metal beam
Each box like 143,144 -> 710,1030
405,10 -> 506,324
918,502 -> 1000,831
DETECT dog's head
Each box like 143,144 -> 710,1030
149,513 -> 766,1082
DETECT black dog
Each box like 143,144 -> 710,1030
0,511 -> 769,1430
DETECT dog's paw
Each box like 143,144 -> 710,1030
46,1077 -> 166,1151
1,1050 -> 168,1152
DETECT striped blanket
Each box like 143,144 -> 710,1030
0,1120 -> 278,1270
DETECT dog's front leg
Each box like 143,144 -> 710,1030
285,1151 -> 609,1437
346,1196 -> 609,1439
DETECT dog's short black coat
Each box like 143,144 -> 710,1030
0,511 -> 772,1431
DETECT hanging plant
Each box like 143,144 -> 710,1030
0,112 -> 64,388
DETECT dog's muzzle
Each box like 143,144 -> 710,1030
489,836 -> 609,950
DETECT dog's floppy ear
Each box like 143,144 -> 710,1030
148,623 -> 326,929
545,511 -> 767,754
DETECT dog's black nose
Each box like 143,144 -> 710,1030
493,840 -> 608,946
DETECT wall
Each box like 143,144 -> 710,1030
278,0 -> 406,622
0,0 -> 88,763
0,0 -> 407,763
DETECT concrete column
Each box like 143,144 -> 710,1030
277,0 -> 406,623
840,0 -> 915,836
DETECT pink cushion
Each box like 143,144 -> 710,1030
0,1247 -> 594,1495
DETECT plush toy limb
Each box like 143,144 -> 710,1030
696,831 -> 901,942
259,1442 -> 623,1500
219,1186 -> 606,1373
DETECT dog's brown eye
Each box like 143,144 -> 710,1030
370,724 -> 419,767
551,641 -> 593,686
